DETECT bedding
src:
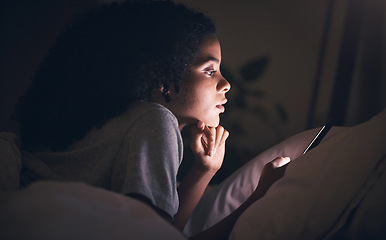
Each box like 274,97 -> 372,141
230,109 -> 386,240
183,126 -> 348,236
1,109 -> 385,240
184,109 -> 386,239
0,132 -> 21,191
0,181 -> 186,240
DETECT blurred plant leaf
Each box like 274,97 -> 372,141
240,56 -> 269,81
238,84 -> 248,94
246,89 -> 265,98
221,64 -> 236,85
235,95 -> 247,108
253,105 -> 270,122
274,103 -> 289,123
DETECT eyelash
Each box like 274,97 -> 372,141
205,70 -> 217,77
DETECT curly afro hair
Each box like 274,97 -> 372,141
15,0 -> 216,151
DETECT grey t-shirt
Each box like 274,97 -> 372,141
21,102 -> 183,218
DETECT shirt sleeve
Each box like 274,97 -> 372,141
111,106 -> 183,218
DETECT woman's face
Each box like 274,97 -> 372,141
162,35 -> 231,129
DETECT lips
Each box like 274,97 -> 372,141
216,105 -> 225,113
216,99 -> 227,113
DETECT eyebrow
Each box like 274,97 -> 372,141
206,56 -> 219,64
193,55 -> 220,66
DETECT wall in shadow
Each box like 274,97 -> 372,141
1,0 -> 385,181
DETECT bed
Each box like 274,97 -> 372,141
1,109 -> 385,239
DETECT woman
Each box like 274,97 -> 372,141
15,1 -> 289,239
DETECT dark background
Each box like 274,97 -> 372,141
1,0 -> 385,180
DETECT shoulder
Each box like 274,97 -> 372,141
119,101 -> 184,164
71,102 -> 179,149
124,102 -> 178,129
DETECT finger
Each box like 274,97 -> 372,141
190,121 -> 205,152
203,125 -> 215,156
197,120 -> 205,131
218,128 -> 229,147
271,156 -> 291,168
214,126 -> 225,151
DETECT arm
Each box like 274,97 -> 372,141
115,105 -> 184,223
189,156 -> 291,240
172,121 -> 229,230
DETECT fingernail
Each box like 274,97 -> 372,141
197,120 -> 204,129
209,150 -> 214,157
283,157 -> 291,164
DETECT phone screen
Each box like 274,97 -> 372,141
303,120 -> 332,154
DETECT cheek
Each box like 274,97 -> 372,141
177,80 -> 220,124
194,94 -> 221,127
178,83 -> 201,108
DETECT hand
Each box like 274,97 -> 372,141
189,120 -> 229,172
250,156 -> 291,201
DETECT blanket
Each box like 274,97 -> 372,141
1,109 -> 385,239
0,181 -> 186,240
183,109 -> 386,239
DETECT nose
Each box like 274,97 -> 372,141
218,75 -> 231,93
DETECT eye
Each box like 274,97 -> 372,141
205,70 -> 217,77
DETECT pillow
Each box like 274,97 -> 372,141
332,158 -> 386,239
183,123 -> 347,236
230,109 -> 386,239
0,181 -> 187,240
0,132 -> 22,191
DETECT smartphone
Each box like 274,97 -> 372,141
302,120 -> 332,154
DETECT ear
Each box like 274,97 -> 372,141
161,86 -> 171,103
152,85 -> 171,104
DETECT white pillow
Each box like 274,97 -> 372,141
230,109 -> 386,239
0,181 -> 186,240
184,109 -> 386,239
183,123 -> 347,236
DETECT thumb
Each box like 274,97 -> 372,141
189,120 -> 205,151
270,156 -> 291,168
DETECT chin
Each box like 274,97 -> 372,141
205,118 -> 220,128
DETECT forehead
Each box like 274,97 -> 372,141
192,35 -> 221,65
